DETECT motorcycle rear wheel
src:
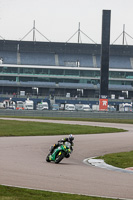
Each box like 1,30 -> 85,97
55,151 -> 65,164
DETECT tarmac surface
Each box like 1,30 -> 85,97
0,117 -> 133,199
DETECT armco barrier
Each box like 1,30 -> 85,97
0,109 -> 133,119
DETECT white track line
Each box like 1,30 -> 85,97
83,157 -> 133,174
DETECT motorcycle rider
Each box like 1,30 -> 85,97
50,134 -> 74,156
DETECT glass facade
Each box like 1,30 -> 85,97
0,66 -> 98,78
0,65 -> 133,87
1,64 -> 133,98
0,66 -> 18,74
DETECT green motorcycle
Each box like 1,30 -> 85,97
46,142 -> 72,164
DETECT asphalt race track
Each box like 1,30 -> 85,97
0,118 -> 133,199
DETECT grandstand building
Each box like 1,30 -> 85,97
0,39 -> 133,99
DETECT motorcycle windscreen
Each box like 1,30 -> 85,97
64,141 -> 71,148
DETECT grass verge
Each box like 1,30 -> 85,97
97,150 -> 133,169
0,185 -> 119,200
1,115 -> 133,124
0,119 -> 126,137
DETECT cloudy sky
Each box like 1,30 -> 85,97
0,0 -> 133,45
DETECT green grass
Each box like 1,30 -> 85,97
97,150 -> 133,169
0,119 -> 126,137
1,115 -> 133,124
0,185 -> 119,200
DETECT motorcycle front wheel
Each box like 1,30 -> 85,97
46,153 -> 51,162
55,151 -> 65,164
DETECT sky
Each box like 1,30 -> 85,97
0,0 -> 133,45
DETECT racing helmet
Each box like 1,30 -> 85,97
68,134 -> 74,142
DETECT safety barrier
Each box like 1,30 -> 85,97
0,109 -> 133,119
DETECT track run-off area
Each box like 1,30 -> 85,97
0,118 -> 133,199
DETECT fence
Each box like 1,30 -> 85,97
0,110 -> 133,119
